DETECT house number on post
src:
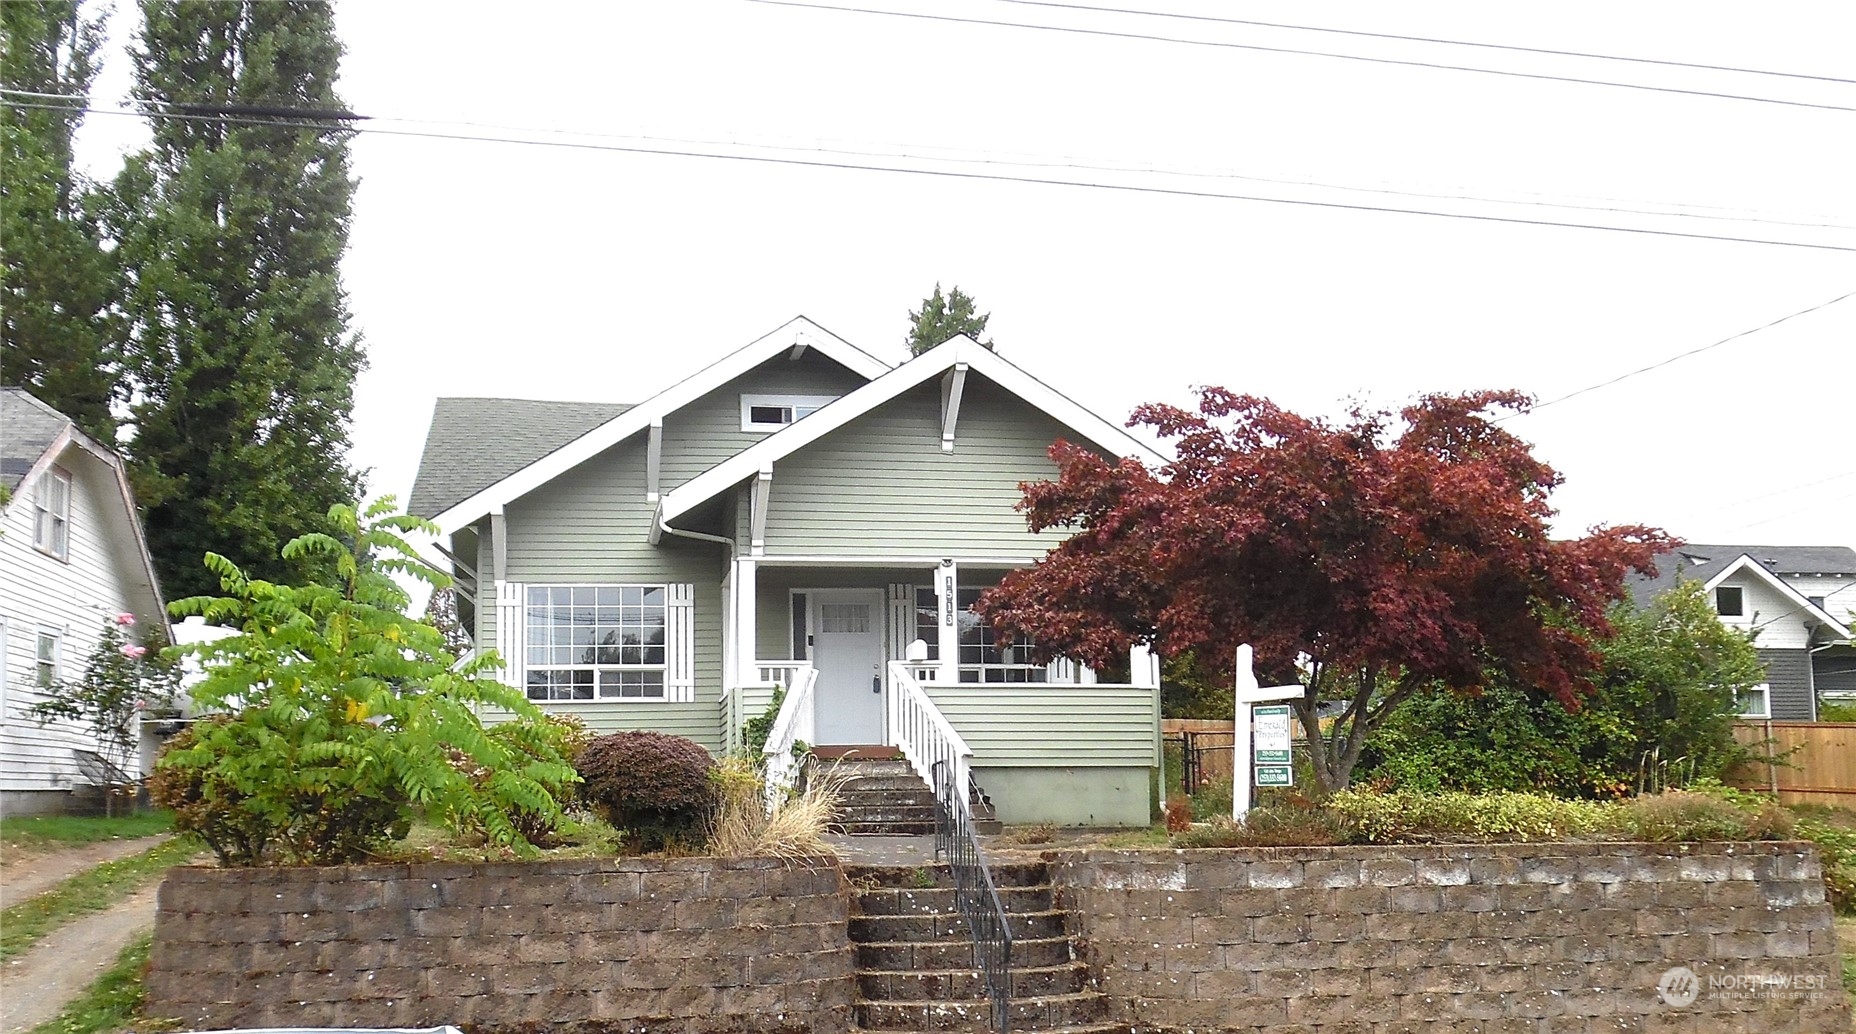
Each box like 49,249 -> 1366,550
1232,644 -> 1303,822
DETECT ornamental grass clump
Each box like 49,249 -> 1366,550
707,754 -> 842,860
577,731 -> 718,853
1613,788 -> 1795,842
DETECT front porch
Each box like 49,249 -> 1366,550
719,557 -> 1162,827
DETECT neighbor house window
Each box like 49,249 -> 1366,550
35,630 -> 61,689
914,587 -> 1047,683
1736,683 -> 1770,719
524,585 -> 666,701
33,469 -> 71,559
1715,586 -> 1745,617
740,394 -> 837,432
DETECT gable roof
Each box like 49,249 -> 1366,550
425,317 -> 891,531
1629,546 -> 1853,640
0,387 -> 168,632
1,387 -> 77,492
410,398 -> 633,519
1629,543 -> 1856,601
658,334 -> 1168,527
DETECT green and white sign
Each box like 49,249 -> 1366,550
1253,704 -> 1293,764
1255,765 -> 1293,787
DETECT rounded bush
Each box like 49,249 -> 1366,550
149,719 -> 276,866
576,731 -> 718,852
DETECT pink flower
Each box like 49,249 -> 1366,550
115,612 -> 136,626
119,644 -> 148,659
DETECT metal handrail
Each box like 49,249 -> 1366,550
933,758 -> 1014,1034
761,665 -> 818,811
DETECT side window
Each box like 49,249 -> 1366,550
35,629 -> 62,689
33,468 -> 72,559
1735,683 -> 1770,719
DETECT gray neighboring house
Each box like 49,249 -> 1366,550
1628,544 -> 1856,720
410,317 -> 1169,825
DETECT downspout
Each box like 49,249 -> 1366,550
656,502 -> 739,710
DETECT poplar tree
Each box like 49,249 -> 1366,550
0,1 -> 118,441
114,0 -> 365,598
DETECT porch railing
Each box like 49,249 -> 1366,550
890,661 -> 1014,1032
761,664 -> 818,811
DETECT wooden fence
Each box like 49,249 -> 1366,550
1162,718 -> 1236,790
1730,721 -> 1856,808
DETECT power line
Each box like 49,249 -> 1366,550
9,87 -> 1847,235
10,94 -> 1856,254
1519,290 -> 1856,415
1716,469 -> 1856,512
993,0 -> 1856,86
741,0 -> 1856,114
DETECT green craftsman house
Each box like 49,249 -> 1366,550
409,317 -> 1167,825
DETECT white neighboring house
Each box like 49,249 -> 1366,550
0,388 -> 168,816
1630,544 -> 1856,721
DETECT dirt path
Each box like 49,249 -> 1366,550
0,836 -> 171,909
0,882 -> 161,1034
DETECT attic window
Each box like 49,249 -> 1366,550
33,468 -> 71,560
741,394 -> 836,432
1716,586 -> 1745,618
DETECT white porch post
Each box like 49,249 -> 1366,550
934,558 -> 959,684
1129,644 -> 1159,688
733,557 -> 758,687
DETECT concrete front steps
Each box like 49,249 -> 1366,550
816,749 -> 1000,836
845,861 -> 1116,1034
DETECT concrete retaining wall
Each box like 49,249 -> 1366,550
145,856 -> 852,1034
1050,842 -> 1850,1033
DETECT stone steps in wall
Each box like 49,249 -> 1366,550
850,908 -> 1071,943
854,934 -> 1077,972
859,961 -> 1090,1000
857,990 -> 1106,1031
820,759 -> 1003,836
853,884 -> 1054,916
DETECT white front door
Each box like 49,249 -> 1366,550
809,589 -> 886,744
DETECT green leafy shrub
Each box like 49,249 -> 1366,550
1794,818 -> 1856,913
147,719 -> 278,866
1326,789 -> 1610,843
160,499 -> 576,866
450,715 -> 592,846
1174,805 -> 1348,848
741,686 -> 784,760
1189,775 -> 1234,822
577,731 -> 718,852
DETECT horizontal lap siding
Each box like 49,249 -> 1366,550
659,355 -> 870,491
1758,648 -> 1816,721
924,683 -> 1156,767
0,453 -> 150,790
502,442 -> 728,750
763,379 -> 1081,557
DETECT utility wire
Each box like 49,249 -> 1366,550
742,0 -> 1856,113
993,0 -> 1856,85
1715,469 -> 1856,512
9,87 -> 1846,234
8,94 -> 1855,255
1517,290 -> 1856,416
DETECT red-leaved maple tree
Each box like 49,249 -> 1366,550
975,388 -> 1671,793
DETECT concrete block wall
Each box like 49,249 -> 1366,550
1051,843 -> 1849,1033
145,856 -> 853,1034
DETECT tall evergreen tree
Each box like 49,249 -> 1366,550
906,283 -> 994,356
115,0 -> 365,598
1,0 -> 119,441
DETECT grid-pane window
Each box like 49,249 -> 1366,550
1715,586 -> 1745,617
34,470 -> 71,558
913,587 -> 1046,683
524,585 -> 666,701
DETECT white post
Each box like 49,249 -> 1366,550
733,557 -> 758,687
1234,644 -> 1257,823
935,558 -> 959,684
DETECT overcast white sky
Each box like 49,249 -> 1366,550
74,0 -> 1855,549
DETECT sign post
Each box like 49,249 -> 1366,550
1232,644 -> 1304,823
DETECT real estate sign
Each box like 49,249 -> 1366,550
1253,705 -> 1292,764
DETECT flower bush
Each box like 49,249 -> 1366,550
28,613 -> 180,814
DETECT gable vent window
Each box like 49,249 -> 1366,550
1715,586 -> 1745,618
741,394 -> 837,432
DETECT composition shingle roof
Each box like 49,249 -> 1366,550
1627,543 -> 1856,602
1,387 -> 76,493
408,397 -> 632,519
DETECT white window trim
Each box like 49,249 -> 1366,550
33,467 -> 72,560
523,583 -> 672,703
511,582 -> 696,704
740,394 -> 838,433
35,626 -> 63,691
1736,683 -> 1771,719
0,616 -> 8,722
1715,585 -> 1747,621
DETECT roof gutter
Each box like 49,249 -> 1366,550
653,501 -> 736,559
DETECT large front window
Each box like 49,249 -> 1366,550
525,585 -> 667,701
915,587 -> 1046,683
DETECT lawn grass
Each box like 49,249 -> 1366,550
0,812 -> 173,850
0,836 -> 197,961
27,930 -> 176,1034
